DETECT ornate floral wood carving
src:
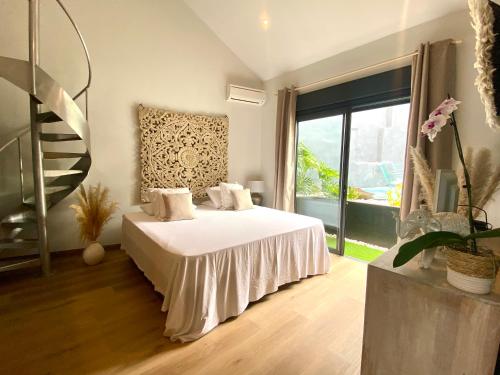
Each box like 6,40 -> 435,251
138,105 -> 228,201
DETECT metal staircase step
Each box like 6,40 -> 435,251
1,211 -> 37,227
0,238 -> 38,250
6,227 -> 25,240
0,56 -> 90,149
47,180 -> 80,188
40,133 -> 81,142
1,221 -> 35,229
43,152 -> 89,159
24,186 -> 73,205
45,185 -> 73,193
24,185 -> 74,203
37,111 -> 62,123
0,257 -> 40,273
44,170 -> 83,178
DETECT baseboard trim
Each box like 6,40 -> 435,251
0,243 -> 122,260
52,243 -> 122,257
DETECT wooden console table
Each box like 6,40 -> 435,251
361,246 -> 500,375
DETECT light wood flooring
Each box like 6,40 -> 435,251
0,248 -> 367,375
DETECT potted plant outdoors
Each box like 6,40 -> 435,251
296,142 -> 361,200
393,98 -> 500,294
70,184 -> 118,266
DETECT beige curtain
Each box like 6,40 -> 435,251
273,87 -> 297,212
400,39 -> 456,218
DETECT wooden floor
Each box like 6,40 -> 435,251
0,249 -> 367,375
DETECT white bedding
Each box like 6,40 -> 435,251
121,205 -> 330,342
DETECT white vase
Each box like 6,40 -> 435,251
419,247 -> 437,269
83,241 -> 105,266
446,267 -> 495,295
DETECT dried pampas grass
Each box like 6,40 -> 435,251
70,184 -> 118,243
458,147 -> 500,217
409,146 -> 435,209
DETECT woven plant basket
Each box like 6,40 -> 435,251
445,246 -> 498,294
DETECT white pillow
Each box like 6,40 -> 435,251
147,188 -> 190,218
161,192 -> 195,221
206,186 -> 222,209
219,182 -> 243,210
147,187 -> 189,202
200,200 -> 216,208
231,189 -> 254,211
140,203 -> 154,216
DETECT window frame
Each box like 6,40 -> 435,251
294,66 -> 412,256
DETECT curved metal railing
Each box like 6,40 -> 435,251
0,127 -> 30,204
0,0 -> 92,273
55,0 -> 92,101
0,128 -> 30,154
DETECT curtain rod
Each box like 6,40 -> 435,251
281,39 -> 462,94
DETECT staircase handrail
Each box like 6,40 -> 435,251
0,127 -> 30,154
0,0 -> 93,275
0,126 -> 30,203
55,0 -> 92,100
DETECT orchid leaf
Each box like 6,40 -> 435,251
465,228 -> 500,240
393,231 -> 465,268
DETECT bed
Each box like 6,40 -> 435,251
121,205 -> 330,342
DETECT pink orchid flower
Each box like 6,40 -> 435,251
430,98 -> 461,117
421,97 -> 461,142
421,114 -> 449,142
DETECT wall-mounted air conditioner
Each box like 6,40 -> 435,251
226,84 -> 266,106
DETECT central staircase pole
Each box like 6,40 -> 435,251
28,0 -> 50,276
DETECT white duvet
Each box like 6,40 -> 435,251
121,206 -> 330,342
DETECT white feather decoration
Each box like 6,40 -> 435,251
468,0 -> 500,130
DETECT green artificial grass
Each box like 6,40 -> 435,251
326,236 -> 384,262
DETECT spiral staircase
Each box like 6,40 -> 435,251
0,0 -> 91,275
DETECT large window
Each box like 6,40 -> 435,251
296,115 -> 344,245
295,67 -> 411,261
348,103 -> 410,206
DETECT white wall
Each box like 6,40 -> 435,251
261,10 -> 500,226
0,0 -> 263,251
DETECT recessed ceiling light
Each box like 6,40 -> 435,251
260,12 -> 270,30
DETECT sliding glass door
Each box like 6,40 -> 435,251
293,66 -> 412,261
295,114 -> 344,253
295,103 -> 409,260
343,103 -> 410,261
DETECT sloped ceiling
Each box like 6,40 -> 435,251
184,0 -> 467,80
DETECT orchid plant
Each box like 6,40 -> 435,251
423,98 -> 476,242
393,97 -> 500,267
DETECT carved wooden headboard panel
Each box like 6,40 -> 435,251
138,105 -> 228,202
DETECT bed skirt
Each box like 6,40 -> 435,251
122,212 -> 330,342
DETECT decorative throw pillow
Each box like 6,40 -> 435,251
147,188 -> 190,218
231,189 -> 254,211
200,200 -> 216,208
206,186 -> 222,209
140,203 -> 154,216
161,192 -> 195,221
219,182 -> 243,210
147,187 -> 189,202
